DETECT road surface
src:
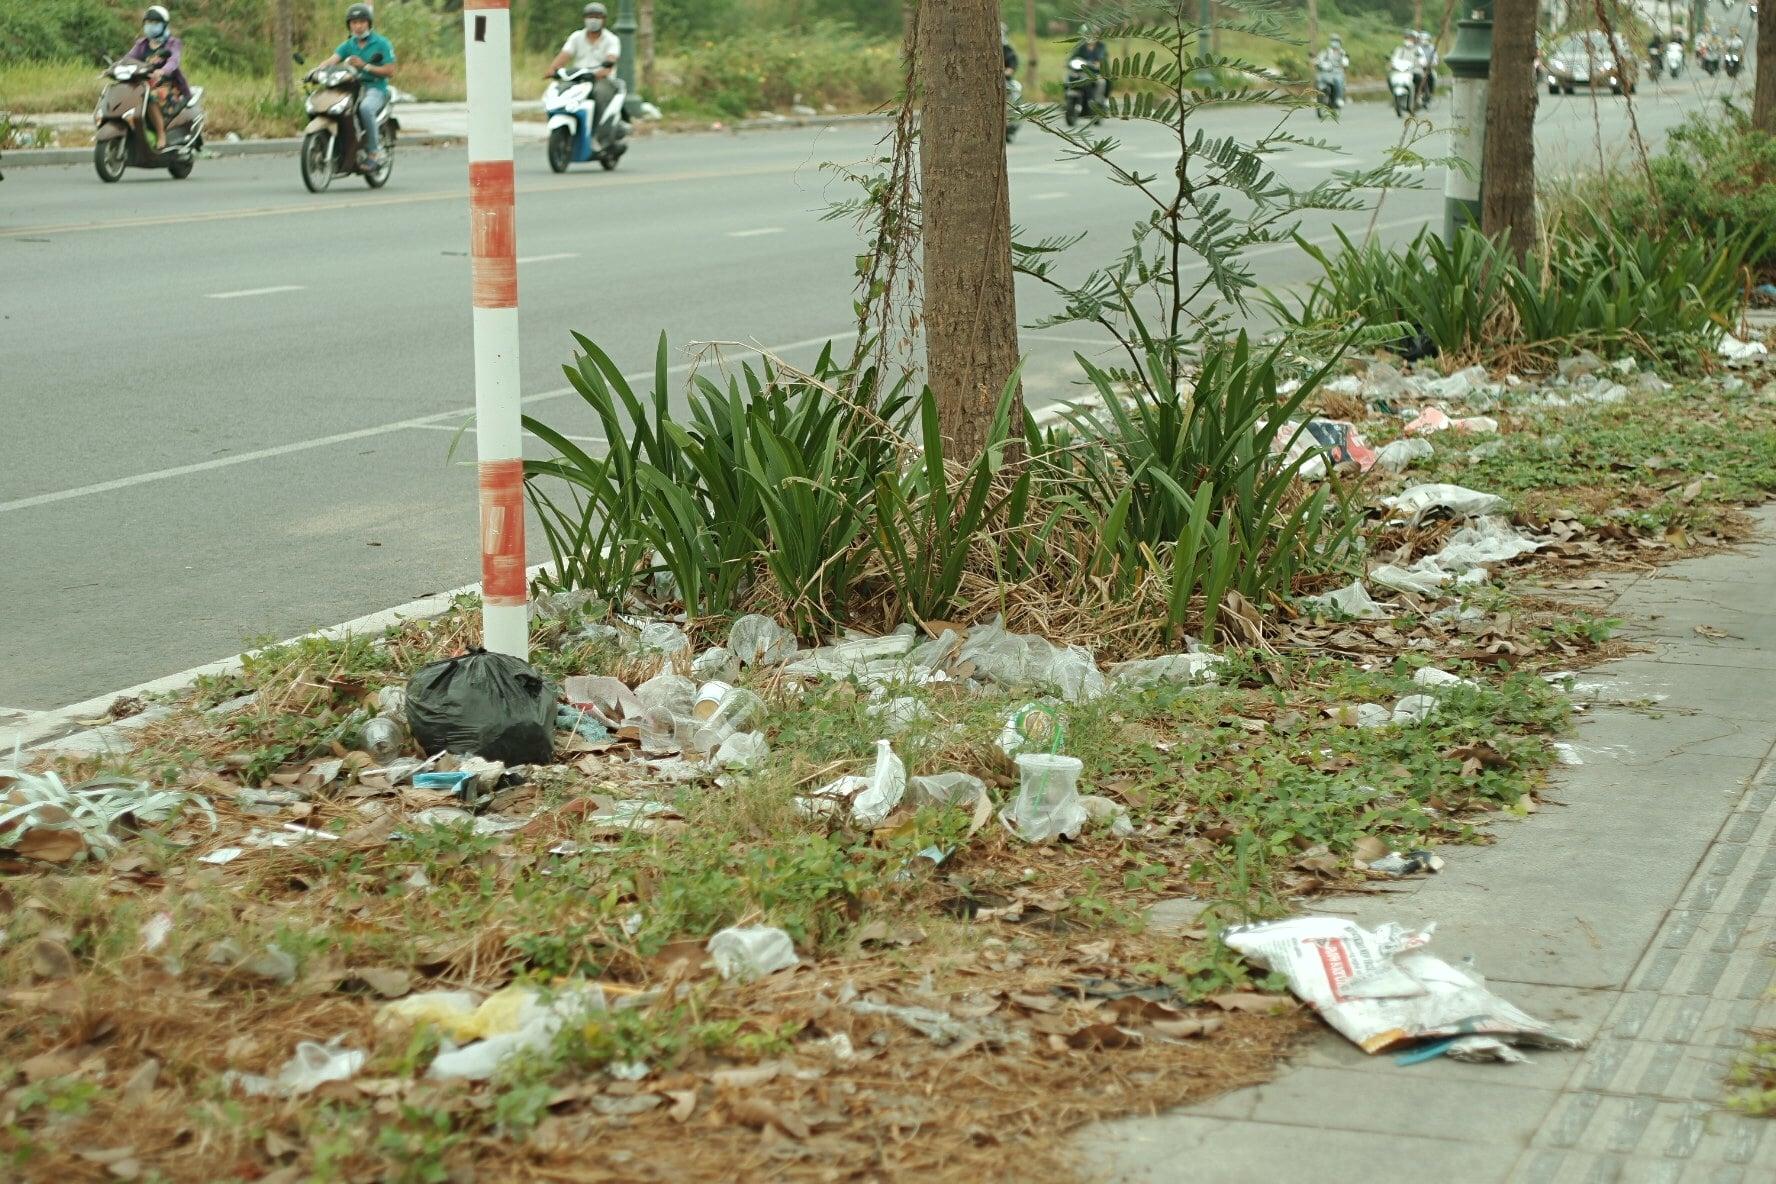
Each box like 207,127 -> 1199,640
0,69 -> 1745,710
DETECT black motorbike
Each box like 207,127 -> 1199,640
1063,57 -> 1106,127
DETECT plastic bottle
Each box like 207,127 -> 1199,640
360,714 -> 405,763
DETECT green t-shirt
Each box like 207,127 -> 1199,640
335,32 -> 396,91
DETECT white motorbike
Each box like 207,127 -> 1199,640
544,64 -> 629,173
1388,51 -> 1417,116
1664,41 -> 1684,78
1005,74 -> 1023,142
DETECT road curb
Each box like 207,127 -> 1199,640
7,394 -> 1093,760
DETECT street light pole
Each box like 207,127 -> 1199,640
1444,1 -> 1494,240
614,0 -> 638,98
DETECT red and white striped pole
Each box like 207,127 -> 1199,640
462,0 -> 528,659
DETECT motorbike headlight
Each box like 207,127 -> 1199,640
1549,58 -> 1565,72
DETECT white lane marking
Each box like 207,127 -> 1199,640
206,285 -> 304,300
1029,191 -> 1070,200
1293,157 -> 1359,169
728,227 -> 785,238
0,329 -> 861,516
1008,165 -> 1088,175
516,252 -> 579,264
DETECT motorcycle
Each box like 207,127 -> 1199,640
1388,51 -> 1417,117
300,63 -> 398,192
1314,69 -> 1342,119
1064,58 -> 1105,127
544,64 -> 629,173
1701,47 -> 1720,75
1004,74 -> 1023,142
1664,41 -> 1684,78
92,57 -> 206,183
1725,48 -> 1743,78
1648,45 -> 1664,78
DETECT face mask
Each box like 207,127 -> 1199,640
354,31 -> 371,43
145,21 -> 166,38
585,18 -> 604,32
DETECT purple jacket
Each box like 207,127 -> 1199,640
126,35 -> 190,98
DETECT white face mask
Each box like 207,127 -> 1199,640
145,21 -> 167,39
585,18 -> 604,33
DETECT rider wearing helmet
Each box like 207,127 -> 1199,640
311,4 -> 398,168
547,3 -> 623,127
1072,24 -> 1110,109
1314,35 -> 1350,108
1001,22 -> 1018,78
126,6 -> 191,150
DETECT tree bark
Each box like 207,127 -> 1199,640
917,0 -> 1024,461
639,0 -> 657,100
1756,0 -> 1776,135
1482,0 -> 1539,264
274,0 -> 293,100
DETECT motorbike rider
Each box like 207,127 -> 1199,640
1002,22 -> 1018,78
1414,30 -> 1438,103
310,4 -> 397,169
1726,29 -> 1745,58
125,6 -> 191,151
547,3 -> 622,130
1314,35 -> 1350,108
1072,25 -> 1110,110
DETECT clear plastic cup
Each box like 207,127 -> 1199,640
1007,753 -> 1087,843
690,686 -> 764,753
639,706 -> 681,755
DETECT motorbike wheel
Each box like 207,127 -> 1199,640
301,130 -> 333,193
168,155 -> 194,179
94,137 -> 127,183
548,127 -> 573,174
364,133 -> 394,189
1393,91 -> 1408,117
1064,97 -> 1079,128
599,151 -> 618,171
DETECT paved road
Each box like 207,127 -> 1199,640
0,72 -> 1743,710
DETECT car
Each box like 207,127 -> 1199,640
1544,31 -> 1638,95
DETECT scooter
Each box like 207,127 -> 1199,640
1701,46 -> 1721,75
300,63 -> 398,192
1004,73 -> 1024,142
1314,69 -> 1343,119
1388,52 -> 1417,117
1725,47 -> 1744,78
93,57 -> 206,183
1648,45 -> 1664,79
1064,58 -> 1106,127
1664,41 -> 1684,78
544,65 -> 629,173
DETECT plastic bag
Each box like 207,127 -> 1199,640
958,618 -> 1107,703
1382,483 -> 1505,524
406,649 -> 556,765
228,1037 -> 365,1098
1372,438 -> 1435,473
1302,580 -> 1389,620
707,925 -> 800,981
730,614 -> 798,667
1369,564 -> 1450,597
1108,652 -> 1224,688
635,621 -> 690,657
1427,516 -> 1538,573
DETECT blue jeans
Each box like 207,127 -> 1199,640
358,85 -> 387,155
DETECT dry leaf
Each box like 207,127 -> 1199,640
666,1090 -> 697,1123
22,1049 -> 79,1082
32,939 -> 76,981
1207,992 -> 1292,1015
1352,836 -> 1389,863
1065,1022 -> 1142,1049
711,1064 -> 780,1090
727,1097 -> 809,1139
14,824 -> 84,864
1007,992 -> 1059,1013
1150,1017 -> 1222,1040
342,967 -> 413,999
120,1058 -> 160,1103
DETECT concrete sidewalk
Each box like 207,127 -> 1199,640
1082,506 -> 1776,1182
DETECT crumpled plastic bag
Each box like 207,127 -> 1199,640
1419,364 -> 1491,401
805,739 -> 906,827
1719,332 -> 1769,362
783,630 -> 917,678
1382,483 -> 1505,524
1108,652 -> 1224,687
380,984 -> 608,1081
713,731 -> 769,771
1372,437 -> 1435,473
634,621 -> 690,657
1427,516 -> 1538,572
730,614 -> 799,667
1223,916 -> 1581,1060
957,618 -> 1107,703
1390,694 -> 1439,724
407,648 -> 556,765
561,674 -> 642,727
1302,580 -> 1390,620
1369,564 -> 1450,597
227,1037 -> 365,1098
1405,407 -> 1500,436
707,925 -> 799,982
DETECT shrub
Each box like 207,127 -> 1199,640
666,23 -> 900,117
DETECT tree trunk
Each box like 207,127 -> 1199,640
639,0 -> 656,100
916,0 -> 1024,460
1756,0 -> 1776,135
1482,0 -> 1539,263
274,0 -> 293,100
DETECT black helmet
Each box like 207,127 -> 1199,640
584,3 -> 607,16
346,3 -> 373,26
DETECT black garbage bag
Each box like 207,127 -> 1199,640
407,648 -> 556,765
